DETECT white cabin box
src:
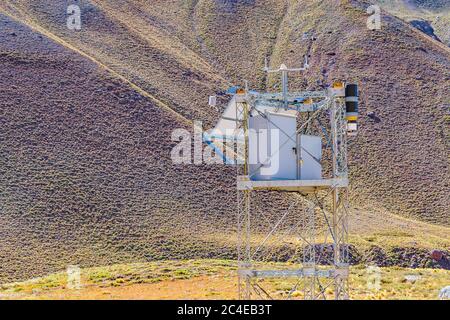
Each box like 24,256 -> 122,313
248,111 -> 322,181
248,111 -> 297,180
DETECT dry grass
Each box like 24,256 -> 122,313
0,259 -> 448,300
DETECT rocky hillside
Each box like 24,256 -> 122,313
0,0 -> 448,282
376,0 -> 450,46
0,10 -> 237,282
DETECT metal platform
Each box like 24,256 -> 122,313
237,176 -> 348,192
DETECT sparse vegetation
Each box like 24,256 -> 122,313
375,0 -> 450,46
0,260 -> 448,300
0,0 -> 448,299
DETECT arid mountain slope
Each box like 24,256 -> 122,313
0,0 -> 448,282
0,12 -> 237,282
376,0 -> 450,46
19,0 -> 447,224
263,0 -> 449,224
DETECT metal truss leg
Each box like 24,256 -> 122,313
238,189 -> 251,299
333,187 -> 349,300
302,199 -> 316,300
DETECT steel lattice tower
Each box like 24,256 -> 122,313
234,85 -> 351,300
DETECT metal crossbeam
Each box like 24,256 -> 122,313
238,269 -> 334,278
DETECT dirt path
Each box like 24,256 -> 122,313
12,274 -> 238,300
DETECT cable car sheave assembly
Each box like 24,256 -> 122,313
206,59 -> 359,300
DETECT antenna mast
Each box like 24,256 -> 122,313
264,56 -> 309,109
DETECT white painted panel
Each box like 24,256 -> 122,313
248,111 -> 297,180
299,135 -> 322,180
267,112 -> 297,180
210,97 -> 243,141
